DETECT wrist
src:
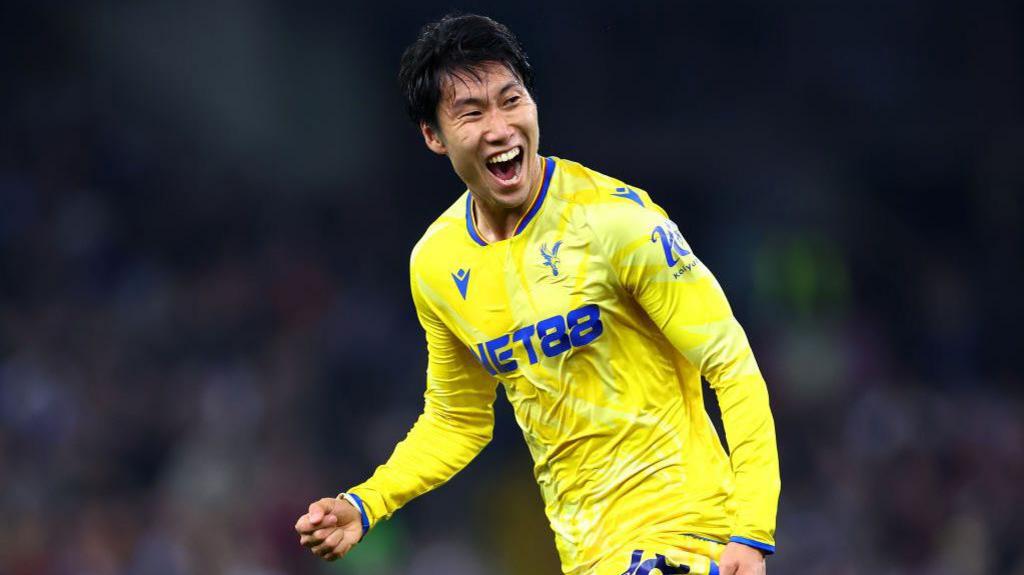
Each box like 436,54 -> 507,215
728,536 -> 775,555
338,492 -> 370,540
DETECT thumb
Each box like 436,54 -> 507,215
308,498 -> 335,525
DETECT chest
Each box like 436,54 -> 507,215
438,227 -> 616,374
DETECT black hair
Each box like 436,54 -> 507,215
399,13 -> 534,128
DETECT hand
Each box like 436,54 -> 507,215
294,497 -> 364,561
718,542 -> 766,575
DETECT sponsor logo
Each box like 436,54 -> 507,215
672,260 -> 699,279
470,304 -> 603,375
451,268 -> 471,299
540,241 -> 563,277
650,219 -> 692,268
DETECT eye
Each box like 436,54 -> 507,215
506,96 -> 521,106
460,110 -> 482,119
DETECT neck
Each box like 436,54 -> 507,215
471,154 -> 543,242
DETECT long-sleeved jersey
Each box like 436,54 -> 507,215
347,156 -> 780,574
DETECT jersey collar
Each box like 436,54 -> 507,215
466,156 -> 556,247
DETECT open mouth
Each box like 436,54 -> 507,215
485,146 -> 523,183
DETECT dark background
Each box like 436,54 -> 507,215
1,1 -> 1022,574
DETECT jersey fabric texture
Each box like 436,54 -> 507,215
347,156 -> 780,575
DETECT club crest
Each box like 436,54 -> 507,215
540,241 -> 562,277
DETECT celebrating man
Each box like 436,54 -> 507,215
296,14 -> 780,575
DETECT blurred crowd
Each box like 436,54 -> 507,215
1,1 -> 1022,574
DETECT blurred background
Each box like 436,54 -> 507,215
1,1 -> 1022,574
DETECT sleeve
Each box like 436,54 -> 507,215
586,195 -> 781,553
344,258 -> 497,530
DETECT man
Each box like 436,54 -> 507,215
295,14 -> 780,575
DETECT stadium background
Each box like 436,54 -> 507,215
2,1 -> 1022,574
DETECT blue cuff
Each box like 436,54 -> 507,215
343,493 -> 370,540
709,561 -> 720,575
729,536 -> 775,555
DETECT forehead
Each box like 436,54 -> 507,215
439,62 -> 522,105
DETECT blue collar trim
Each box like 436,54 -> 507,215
514,156 -> 555,236
465,156 -> 556,246
465,193 -> 488,246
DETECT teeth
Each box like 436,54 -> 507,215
487,147 -> 521,164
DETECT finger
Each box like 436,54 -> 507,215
324,546 -> 351,563
299,521 -> 335,544
318,498 -> 341,524
319,514 -> 338,527
308,526 -> 338,548
313,527 -> 348,556
313,526 -> 338,541
312,531 -> 344,556
299,512 -> 339,534
296,511 -> 335,536
308,501 -> 326,524
295,514 -> 315,534
311,498 -> 339,524
301,534 -> 326,548
324,540 -> 355,562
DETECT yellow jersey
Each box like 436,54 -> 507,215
347,156 -> 780,574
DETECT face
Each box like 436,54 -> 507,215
421,62 -> 541,212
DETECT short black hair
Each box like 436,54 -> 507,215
399,13 -> 534,128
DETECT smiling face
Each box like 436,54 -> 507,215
421,62 -> 542,213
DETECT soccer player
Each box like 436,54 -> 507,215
295,14 -> 780,575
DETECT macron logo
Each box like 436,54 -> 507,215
612,187 -> 645,207
452,268 -> 471,299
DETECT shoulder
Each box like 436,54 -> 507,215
548,156 -> 671,239
410,192 -> 469,275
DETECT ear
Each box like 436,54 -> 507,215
421,121 -> 448,155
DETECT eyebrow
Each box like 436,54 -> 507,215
451,80 -> 523,110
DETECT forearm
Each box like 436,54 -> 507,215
702,318 -> 780,551
346,398 -> 493,527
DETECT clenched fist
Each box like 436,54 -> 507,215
295,497 -> 365,561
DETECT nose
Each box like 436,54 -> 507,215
483,109 -> 514,143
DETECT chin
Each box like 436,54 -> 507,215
490,185 -> 533,209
